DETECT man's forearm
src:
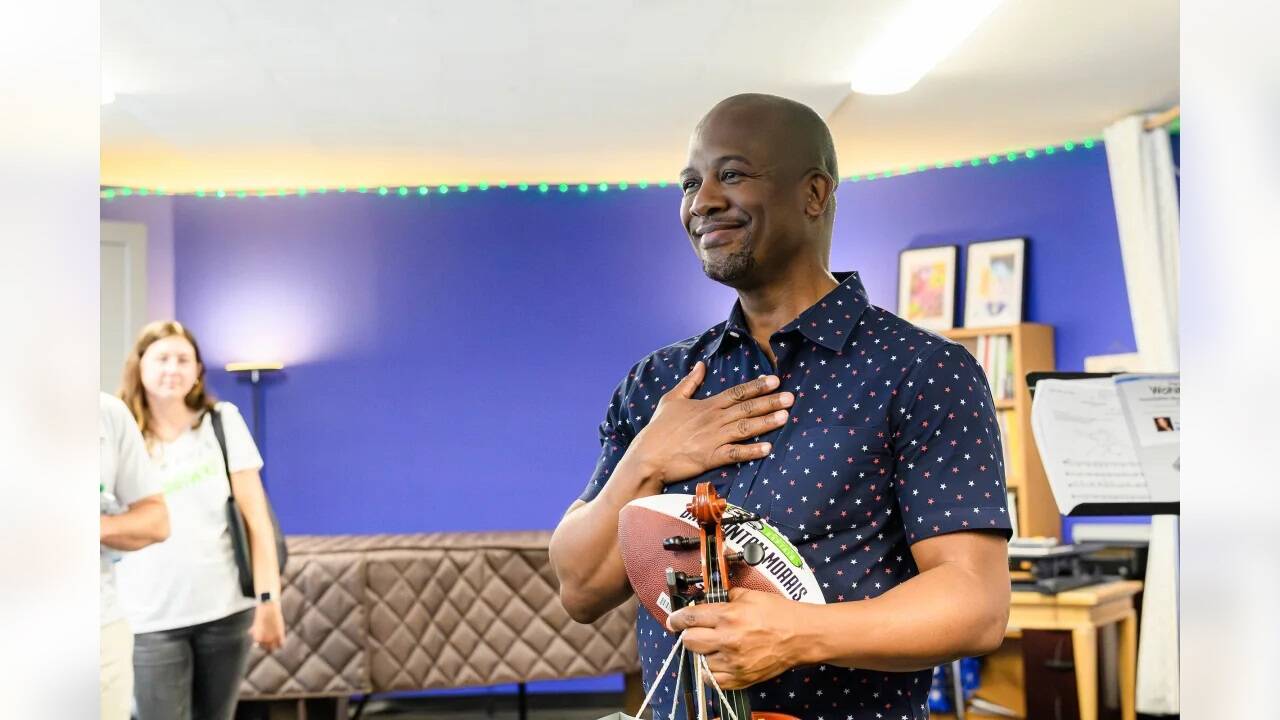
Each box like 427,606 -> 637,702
100,498 -> 169,551
549,455 -> 662,622
792,562 -> 1010,672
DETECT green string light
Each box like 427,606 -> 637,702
105,133 -> 1110,200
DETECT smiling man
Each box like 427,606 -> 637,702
549,93 -> 1012,719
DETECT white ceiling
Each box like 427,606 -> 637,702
102,0 -> 1178,191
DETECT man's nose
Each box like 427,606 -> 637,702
690,179 -> 727,217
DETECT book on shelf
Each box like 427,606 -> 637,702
972,333 -> 1014,403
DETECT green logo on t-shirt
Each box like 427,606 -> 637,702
162,458 -> 222,495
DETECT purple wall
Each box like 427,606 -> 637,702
99,143 -> 1138,539
831,146 -> 1134,369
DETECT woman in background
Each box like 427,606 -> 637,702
116,320 -> 285,720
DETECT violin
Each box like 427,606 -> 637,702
662,482 -> 800,720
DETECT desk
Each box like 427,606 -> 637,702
938,580 -> 1141,720
1010,580 -> 1140,720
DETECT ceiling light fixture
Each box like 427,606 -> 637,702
849,0 -> 1004,95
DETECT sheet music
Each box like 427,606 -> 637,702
1031,376 -> 1179,513
1114,374 -> 1180,502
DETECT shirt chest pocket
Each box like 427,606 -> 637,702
761,424 -> 894,535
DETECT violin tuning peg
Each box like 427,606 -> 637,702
662,535 -> 700,551
727,542 -> 766,567
723,512 -> 762,526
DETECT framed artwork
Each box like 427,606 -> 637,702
964,237 -> 1026,328
897,245 -> 958,331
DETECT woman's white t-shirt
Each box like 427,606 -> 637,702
117,401 -> 263,633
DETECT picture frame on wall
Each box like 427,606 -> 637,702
964,237 -> 1026,328
897,245 -> 958,331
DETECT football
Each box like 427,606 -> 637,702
617,492 -> 826,626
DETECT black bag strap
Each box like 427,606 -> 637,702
209,407 -> 235,497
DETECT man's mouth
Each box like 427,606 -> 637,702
697,223 -> 745,249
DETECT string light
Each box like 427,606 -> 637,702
101,134 -> 1122,200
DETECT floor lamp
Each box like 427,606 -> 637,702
226,361 -> 284,483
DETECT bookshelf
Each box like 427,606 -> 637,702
942,323 -> 1058,540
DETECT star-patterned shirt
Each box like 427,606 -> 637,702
579,271 -> 1012,720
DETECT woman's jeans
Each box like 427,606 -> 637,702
132,608 -> 255,720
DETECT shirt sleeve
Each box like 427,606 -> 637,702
890,343 -> 1013,544
216,402 -> 264,473
107,396 -> 162,505
577,376 -> 635,504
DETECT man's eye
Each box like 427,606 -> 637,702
722,170 -> 742,182
681,179 -> 700,192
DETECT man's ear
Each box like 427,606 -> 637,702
804,171 -> 836,218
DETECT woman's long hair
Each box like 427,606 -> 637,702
119,320 -> 217,443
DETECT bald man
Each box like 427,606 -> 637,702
549,94 -> 1011,719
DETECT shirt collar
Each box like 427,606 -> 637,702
706,271 -> 871,356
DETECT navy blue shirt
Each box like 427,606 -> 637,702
580,271 -> 1012,720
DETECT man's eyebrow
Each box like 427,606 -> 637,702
681,155 -> 755,176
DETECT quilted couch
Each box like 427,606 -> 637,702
238,532 -> 640,707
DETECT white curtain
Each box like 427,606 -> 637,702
1103,114 -> 1180,715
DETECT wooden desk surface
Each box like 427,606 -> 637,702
1011,579 -> 1143,607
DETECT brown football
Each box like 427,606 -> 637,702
617,493 -> 825,626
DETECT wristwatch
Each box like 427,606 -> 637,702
258,591 -> 276,604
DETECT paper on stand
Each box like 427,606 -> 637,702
1030,374 -> 1178,514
